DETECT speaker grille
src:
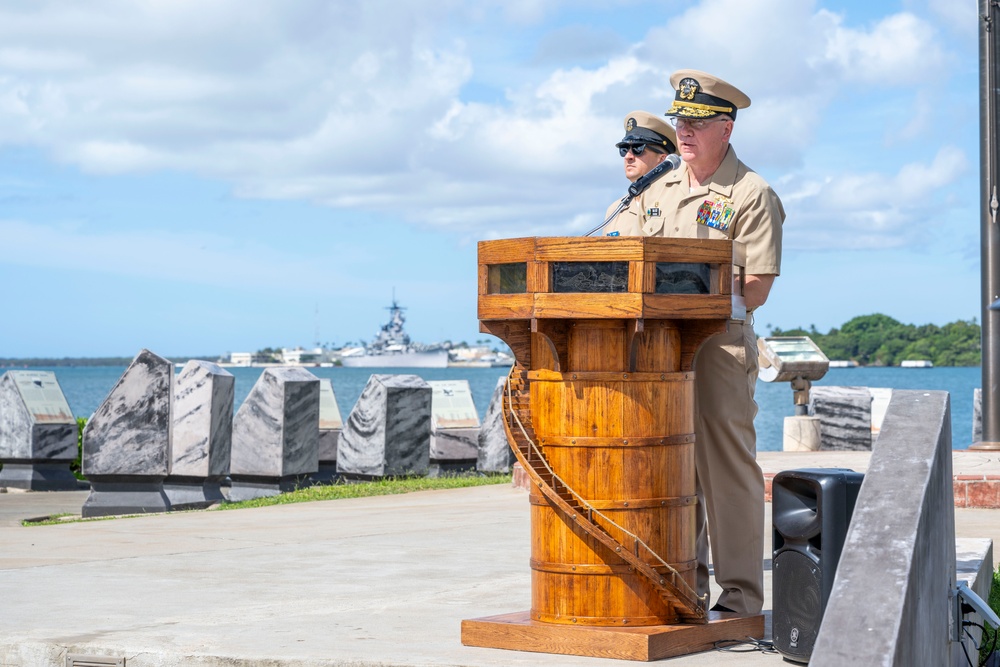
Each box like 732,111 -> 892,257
773,549 -> 822,662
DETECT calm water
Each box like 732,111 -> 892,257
17,365 -> 982,451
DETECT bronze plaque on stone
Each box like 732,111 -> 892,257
429,380 -> 479,429
9,371 -> 74,424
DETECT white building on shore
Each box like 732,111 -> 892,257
228,352 -> 254,367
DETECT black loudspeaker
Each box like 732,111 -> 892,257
772,468 -> 864,663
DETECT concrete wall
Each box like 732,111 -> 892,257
811,390 -> 956,666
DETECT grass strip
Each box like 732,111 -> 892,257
21,473 -> 513,526
217,473 -> 513,510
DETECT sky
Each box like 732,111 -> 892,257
0,0 -> 985,358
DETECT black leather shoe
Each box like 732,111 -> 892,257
710,603 -> 735,613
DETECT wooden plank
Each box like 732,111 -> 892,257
536,434 -> 695,447
643,238 -> 734,264
478,294 -> 534,320
478,237 -> 741,268
461,610 -> 765,662
478,263 -> 489,297
628,260 -> 645,293
534,293 -> 643,319
479,238 -> 537,264
626,318 -> 643,371
567,320 -> 627,372
534,236 -> 645,261
641,294 -> 735,320
527,261 -> 549,293
527,370 -> 692,382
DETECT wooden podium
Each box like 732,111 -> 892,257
461,237 -> 764,661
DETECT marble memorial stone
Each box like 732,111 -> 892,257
477,376 -> 514,473
808,385 -> 873,451
337,374 -> 431,478
81,349 -> 173,517
0,370 -> 80,490
427,379 -> 479,476
164,360 -> 234,509
229,367 -> 320,501
312,378 -> 344,484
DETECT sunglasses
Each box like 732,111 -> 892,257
618,143 -> 651,157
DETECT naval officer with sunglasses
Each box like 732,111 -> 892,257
618,71 -> 784,617
603,111 -> 678,237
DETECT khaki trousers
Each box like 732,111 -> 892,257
693,320 -> 765,614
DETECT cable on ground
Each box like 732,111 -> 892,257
713,636 -> 778,655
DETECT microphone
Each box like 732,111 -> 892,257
628,153 -> 681,198
582,153 -> 682,237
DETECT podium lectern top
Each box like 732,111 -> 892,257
478,236 -> 746,323
478,236 -> 746,374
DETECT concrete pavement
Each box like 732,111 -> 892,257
0,465 -> 996,666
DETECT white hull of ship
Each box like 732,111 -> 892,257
340,350 -> 449,368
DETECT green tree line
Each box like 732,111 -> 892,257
0,355 -> 219,368
768,314 -> 981,367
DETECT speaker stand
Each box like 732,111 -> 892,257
461,610 -> 765,662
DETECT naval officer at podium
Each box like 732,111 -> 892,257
604,110 -> 678,235
606,70 -> 784,616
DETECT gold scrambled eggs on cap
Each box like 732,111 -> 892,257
664,70 -> 751,120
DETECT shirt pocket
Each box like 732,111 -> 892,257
641,213 -> 665,236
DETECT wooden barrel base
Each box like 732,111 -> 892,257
462,610 -> 765,662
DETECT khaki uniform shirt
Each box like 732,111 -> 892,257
605,146 -> 784,276
602,196 -> 643,236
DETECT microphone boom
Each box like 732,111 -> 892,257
628,153 -> 682,198
584,153 -> 682,237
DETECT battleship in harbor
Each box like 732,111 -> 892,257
339,299 -> 450,368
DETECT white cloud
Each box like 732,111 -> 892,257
0,0 -> 971,247
643,0 -> 837,95
782,145 -> 969,250
825,12 -> 948,85
0,48 -> 87,72
925,0 -> 979,37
